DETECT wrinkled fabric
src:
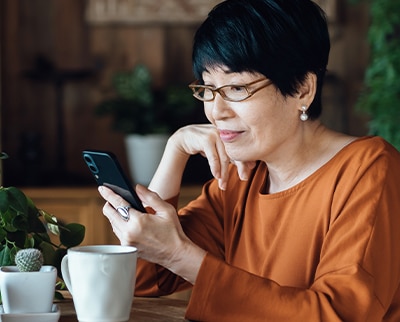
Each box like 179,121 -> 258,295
135,136 -> 400,322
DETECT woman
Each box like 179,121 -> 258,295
98,0 -> 400,320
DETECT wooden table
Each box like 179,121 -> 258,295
58,296 -> 188,322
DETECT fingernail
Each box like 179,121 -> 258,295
218,179 -> 226,191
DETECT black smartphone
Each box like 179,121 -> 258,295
82,149 -> 146,213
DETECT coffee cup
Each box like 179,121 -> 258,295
61,245 -> 137,322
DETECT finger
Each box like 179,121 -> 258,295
202,138 -> 230,186
215,140 -> 230,190
235,161 -> 257,181
98,186 -> 131,210
102,199 -> 143,246
135,185 -> 175,215
102,201 -> 126,236
99,186 -> 142,227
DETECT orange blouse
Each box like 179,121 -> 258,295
135,136 -> 400,321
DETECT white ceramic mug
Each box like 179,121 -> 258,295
61,245 -> 137,322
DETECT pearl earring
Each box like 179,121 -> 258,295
300,105 -> 308,121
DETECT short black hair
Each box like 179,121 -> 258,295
192,0 -> 330,119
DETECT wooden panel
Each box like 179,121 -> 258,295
21,185 -> 203,247
22,187 -> 119,245
1,0 -> 370,187
85,0 -> 220,25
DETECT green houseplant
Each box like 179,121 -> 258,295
95,64 -> 198,185
0,153 -> 86,299
350,0 -> 400,150
96,64 -> 197,135
0,185 -> 85,269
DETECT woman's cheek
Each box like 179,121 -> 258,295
203,103 -> 215,124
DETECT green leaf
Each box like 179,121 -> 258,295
33,232 -> 52,250
11,214 -> 29,231
26,198 -> 47,233
39,240 -> 57,266
0,188 -> 10,213
59,223 -> 85,248
27,213 -> 47,233
41,210 -> 58,225
6,230 -> 27,249
6,187 -> 29,214
0,246 -> 17,266
25,235 -> 35,248
2,209 -> 19,232
54,291 -> 65,301
0,227 -> 7,243
42,211 -> 61,235
0,247 -> 13,266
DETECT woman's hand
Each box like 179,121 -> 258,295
170,124 -> 256,190
98,185 -> 206,284
149,123 -> 255,202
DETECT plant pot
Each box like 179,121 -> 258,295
125,133 -> 169,186
0,266 -> 57,314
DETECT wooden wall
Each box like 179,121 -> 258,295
1,0 -> 370,187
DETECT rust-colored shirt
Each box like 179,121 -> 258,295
135,136 -> 400,321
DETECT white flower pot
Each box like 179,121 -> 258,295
125,134 -> 169,186
0,266 -> 57,314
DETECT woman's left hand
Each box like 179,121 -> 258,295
98,185 -> 206,284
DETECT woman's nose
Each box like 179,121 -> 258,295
211,94 -> 233,120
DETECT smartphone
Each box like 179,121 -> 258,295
82,149 -> 146,213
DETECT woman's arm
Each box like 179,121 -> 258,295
147,133 -> 190,201
148,124 -> 255,199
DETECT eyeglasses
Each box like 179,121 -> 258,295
188,77 -> 273,102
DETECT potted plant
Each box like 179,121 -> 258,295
350,0 -> 400,150
95,64 -> 198,185
0,248 -> 58,314
0,152 -> 86,302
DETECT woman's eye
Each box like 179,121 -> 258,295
229,86 -> 246,92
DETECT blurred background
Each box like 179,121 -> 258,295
0,0 -> 383,188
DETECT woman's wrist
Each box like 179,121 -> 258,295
166,239 -> 207,285
149,134 -> 191,199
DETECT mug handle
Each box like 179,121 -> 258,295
61,255 -> 73,295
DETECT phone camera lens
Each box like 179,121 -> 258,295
89,164 -> 98,174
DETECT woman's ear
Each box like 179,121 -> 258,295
296,72 -> 317,107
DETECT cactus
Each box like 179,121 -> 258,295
15,248 -> 44,272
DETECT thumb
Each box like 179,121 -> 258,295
135,184 -> 173,215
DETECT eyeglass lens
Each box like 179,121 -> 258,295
193,85 -> 250,101
190,77 -> 270,102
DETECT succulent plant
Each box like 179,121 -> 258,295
15,248 -> 44,272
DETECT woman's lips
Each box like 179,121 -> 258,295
219,130 -> 243,142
